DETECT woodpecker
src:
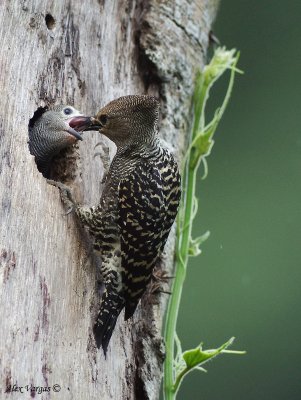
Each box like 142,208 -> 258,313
28,105 -> 92,177
49,95 -> 181,354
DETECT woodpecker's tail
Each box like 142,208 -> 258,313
93,289 -> 124,355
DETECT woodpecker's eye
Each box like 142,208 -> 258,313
63,107 -> 73,115
99,115 -> 107,126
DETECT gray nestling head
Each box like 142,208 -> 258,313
90,95 -> 160,149
28,105 -> 92,177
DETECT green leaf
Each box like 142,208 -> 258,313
183,337 -> 234,369
191,47 -> 242,138
188,231 -> 210,257
173,337 -> 245,394
203,47 -> 241,87
193,132 -> 214,158
188,49 -> 242,171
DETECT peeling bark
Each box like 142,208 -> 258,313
0,1 -> 218,399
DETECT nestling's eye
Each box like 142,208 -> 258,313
63,107 -> 73,115
99,115 -> 108,126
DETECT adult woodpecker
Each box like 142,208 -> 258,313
28,105 -> 92,177
49,95 -> 181,354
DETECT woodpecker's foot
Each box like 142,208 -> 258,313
150,285 -> 172,295
152,269 -> 175,282
150,269 -> 174,294
46,179 -> 76,214
94,142 -> 110,183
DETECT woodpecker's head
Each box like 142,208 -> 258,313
91,95 -> 160,148
28,105 -> 92,176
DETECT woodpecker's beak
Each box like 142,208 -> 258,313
83,117 -> 102,131
65,116 -> 96,140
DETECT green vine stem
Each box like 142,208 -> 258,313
163,48 -> 242,400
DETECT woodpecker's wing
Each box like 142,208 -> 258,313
118,161 -> 166,320
158,153 -> 181,252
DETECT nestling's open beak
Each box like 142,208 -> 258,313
65,126 -> 83,140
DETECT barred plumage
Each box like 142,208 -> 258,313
49,95 -> 181,354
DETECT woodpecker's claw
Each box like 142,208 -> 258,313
150,269 -> 174,294
150,284 -> 172,295
47,179 -> 76,213
152,269 -> 175,282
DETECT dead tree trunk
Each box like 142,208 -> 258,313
0,1 -> 218,399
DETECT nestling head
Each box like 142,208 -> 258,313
28,105 -> 92,176
31,105 -> 91,145
91,95 -> 160,147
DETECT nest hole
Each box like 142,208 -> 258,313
28,106 -> 48,128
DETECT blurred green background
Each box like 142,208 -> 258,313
178,1 -> 301,399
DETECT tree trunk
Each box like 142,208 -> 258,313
0,1 -> 218,399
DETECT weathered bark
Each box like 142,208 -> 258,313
0,1 -> 218,399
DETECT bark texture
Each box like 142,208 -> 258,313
0,1 -> 218,399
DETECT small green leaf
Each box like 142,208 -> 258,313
193,132 -> 214,158
188,231 -> 210,256
183,337 -> 234,369
173,337 -> 245,395
188,49 -> 242,172
203,47 -> 242,87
